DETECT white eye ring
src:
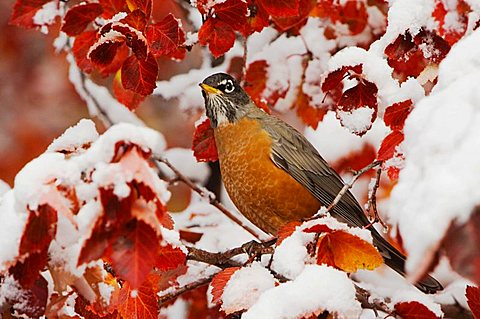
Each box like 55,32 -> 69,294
224,80 -> 235,93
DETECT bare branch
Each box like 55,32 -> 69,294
365,166 -> 388,231
158,274 -> 216,306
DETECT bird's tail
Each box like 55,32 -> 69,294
371,229 -> 443,294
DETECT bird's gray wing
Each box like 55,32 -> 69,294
252,111 -> 371,228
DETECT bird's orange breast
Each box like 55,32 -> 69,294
214,117 -> 321,234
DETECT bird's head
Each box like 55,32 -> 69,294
199,73 -> 252,128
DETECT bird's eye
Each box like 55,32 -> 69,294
224,80 -> 235,93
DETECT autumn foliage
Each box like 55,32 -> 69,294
3,0 -> 480,318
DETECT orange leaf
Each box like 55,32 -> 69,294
198,18 -> 236,58
316,231 -> 383,272
303,224 -> 333,234
61,3 -> 103,36
394,301 -> 439,319
192,118 -> 218,162
115,278 -> 158,319
258,0 -> 299,17
466,286 -> 480,319
113,70 -> 145,110
210,267 -> 241,305
9,0 -> 50,29
295,88 -> 327,129
276,221 -> 302,245
146,13 -> 186,60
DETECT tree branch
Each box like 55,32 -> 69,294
155,157 -> 264,240
158,274 -> 216,306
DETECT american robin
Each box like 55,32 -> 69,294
199,72 -> 443,294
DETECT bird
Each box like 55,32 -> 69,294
199,72 -> 443,294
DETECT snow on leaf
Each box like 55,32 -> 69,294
121,53 -> 158,96
9,0 -> 51,29
377,130 -> 404,162
113,70 -> 145,110
192,118 -> 218,162
210,267 -> 241,306
315,230 -> 383,272
394,301 -> 439,319
336,79 -> 378,136
384,99 -> 413,130
466,286 -> 480,319
12,276 -> 49,318
61,3 -> 103,36
198,18 -> 236,58
146,13 -> 186,59
106,219 -> 161,289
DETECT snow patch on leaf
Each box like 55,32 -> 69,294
337,107 -> 375,136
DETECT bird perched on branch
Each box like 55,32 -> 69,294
199,72 -> 442,294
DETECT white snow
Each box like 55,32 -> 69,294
389,29 -> 480,279
337,107 -> 375,136
0,180 -> 10,197
220,262 -> 276,314
158,148 -> 210,184
243,265 -> 362,319
33,1 -> 64,34
47,119 -> 99,153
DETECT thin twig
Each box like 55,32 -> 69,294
158,274 -> 216,306
155,157 -> 263,240
309,160 -> 383,220
240,36 -> 248,85
366,166 -> 388,231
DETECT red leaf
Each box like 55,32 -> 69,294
9,0 -> 50,28
113,70 -> 145,110
98,43 -> 130,77
72,30 -> 98,73
89,39 -> 125,67
192,118 -> 218,162
179,229 -> 203,244
322,65 -> 362,93
121,53 -> 158,96
394,301 -> 439,319
303,224 -> 333,234
210,267 -> 241,305
115,278 -> 158,319
121,9 -> 147,31
466,286 -> 480,318
107,220 -> 161,288
157,244 -> 186,271
339,1 -> 368,35
61,3 -> 103,36
146,13 -> 186,59
384,99 -> 413,130
244,60 -> 270,112
377,130 -> 404,162
127,0 -> 152,18
272,0 -> 314,31
10,250 -> 48,288
99,0 -> 127,19
413,30 -> 450,64
20,204 -> 57,255
213,0 -> 248,34
198,18 -> 236,58
244,0 -> 270,35
111,23 -> 148,60
258,0 -> 299,17
337,79 -> 378,113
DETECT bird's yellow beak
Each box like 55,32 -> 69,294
199,83 -> 221,95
